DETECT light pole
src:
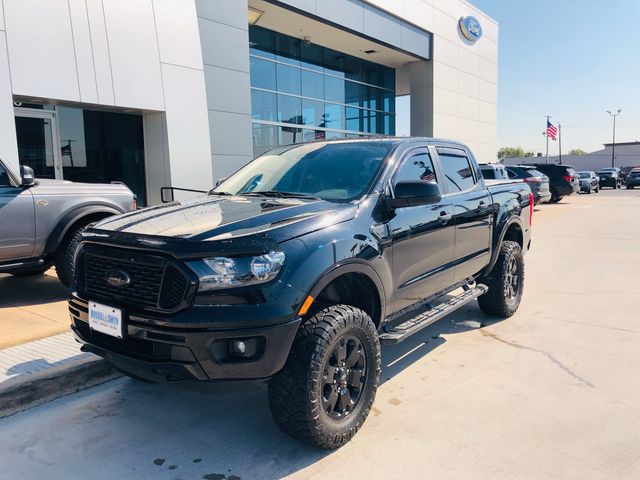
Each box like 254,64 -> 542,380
606,109 -> 621,168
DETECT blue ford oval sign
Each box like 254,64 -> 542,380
459,16 -> 482,43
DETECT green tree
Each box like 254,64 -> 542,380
568,149 -> 587,155
497,147 -> 534,160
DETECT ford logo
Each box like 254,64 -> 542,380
459,15 -> 482,43
105,270 -> 131,288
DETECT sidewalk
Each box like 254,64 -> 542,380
0,270 -> 70,348
0,332 -> 89,383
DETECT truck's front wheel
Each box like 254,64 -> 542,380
268,305 -> 381,449
477,241 -> 524,317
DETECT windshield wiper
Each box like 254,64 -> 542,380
208,190 -> 232,196
242,191 -> 321,200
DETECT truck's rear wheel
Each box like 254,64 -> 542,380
477,241 -> 524,317
268,305 -> 381,449
54,226 -> 86,287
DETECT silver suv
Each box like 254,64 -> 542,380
0,160 -> 135,286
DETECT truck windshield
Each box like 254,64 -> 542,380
212,141 -> 393,202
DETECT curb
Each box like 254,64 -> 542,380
0,356 -> 121,419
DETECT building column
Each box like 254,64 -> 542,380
409,61 -> 434,137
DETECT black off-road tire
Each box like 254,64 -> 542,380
268,305 -> 381,449
549,195 -> 561,203
477,241 -> 524,317
54,226 -> 85,287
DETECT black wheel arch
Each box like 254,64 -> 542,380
44,205 -> 123,256
304,261 -> 387,328
482,217 -> 525,277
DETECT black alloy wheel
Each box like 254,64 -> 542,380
321,335 -> 367,419
477,241 -> 525,317
503,256 -> 520,307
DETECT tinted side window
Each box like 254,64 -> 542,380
394,152 -> 437,184
507,168 -> 518,179
439,152 -> 476,192
0,164 -> 11,186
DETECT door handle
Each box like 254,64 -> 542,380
439,211 -> 452,223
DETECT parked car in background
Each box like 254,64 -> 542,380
0,159 -> 136,286
532,164 -> 579,203
626,169 -> 640,189
480,163 -> 509,180
599,167 -> 625,185
597,169 -> 621,189
577,171 -> 599,194
505,165 -> 552,204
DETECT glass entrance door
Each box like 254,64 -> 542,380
14,107 -> 62,179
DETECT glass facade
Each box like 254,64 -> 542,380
249,26 -> 396,156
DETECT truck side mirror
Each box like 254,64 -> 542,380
20,165 -> 35,187
388,180 -> 441,209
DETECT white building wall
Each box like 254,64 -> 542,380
196,0 -> 254,181
367,0 -> 498,163
0,0 -> 212,200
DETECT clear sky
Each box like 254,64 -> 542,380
396,0 -> 640,156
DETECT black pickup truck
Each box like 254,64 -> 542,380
69,138 -> 533,449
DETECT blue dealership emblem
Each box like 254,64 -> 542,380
459,15 -> 483,43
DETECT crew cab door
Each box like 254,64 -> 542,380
387,147 -> 455,312
0,162 -> 35,261
435,146 -> 492,283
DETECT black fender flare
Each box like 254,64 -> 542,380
304,260 -> 387,324
482,216 -> 524,276
44,204 -> 122,256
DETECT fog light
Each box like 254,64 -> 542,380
229,338 -> 259,358
231,340 -> 246,355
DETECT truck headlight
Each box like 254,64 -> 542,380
188,252 -> 285,292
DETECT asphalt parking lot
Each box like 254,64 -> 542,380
1,188 -> 639,480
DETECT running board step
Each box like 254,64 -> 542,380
379,284 -> 488,345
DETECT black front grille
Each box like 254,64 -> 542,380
82,245 -> 192,311
159,265 -> 189,310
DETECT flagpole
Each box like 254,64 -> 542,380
545,115 -> 551,164
558,124 -> 562,164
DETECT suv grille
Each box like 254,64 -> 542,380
81,245 -> 192,311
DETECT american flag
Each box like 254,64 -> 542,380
547,120 -> 558,141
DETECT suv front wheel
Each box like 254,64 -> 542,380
268,304 -> 381,449
54,224 -> 87,287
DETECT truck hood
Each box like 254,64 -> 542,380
31,178 -> 133,197
92,194 -> 357,243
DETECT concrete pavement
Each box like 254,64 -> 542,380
1,189 -> 639,479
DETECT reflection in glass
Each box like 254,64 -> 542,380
250,57 -> 276,90
301,70 -> 324,100
277,95 -> 302,124
324,104 -> 344,130
276,63 -> 301,95
251,90 -> 277,121
324,76 -> 345,104
253,123 -> 278,156
302,99 -> 325,127
14,116 -> 56,179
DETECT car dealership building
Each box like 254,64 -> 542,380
0,0 -> 497,205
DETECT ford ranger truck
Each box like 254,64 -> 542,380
0,159 -> 135,286
68,138 -> 533,449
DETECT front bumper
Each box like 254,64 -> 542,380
69,295 -> 301,382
